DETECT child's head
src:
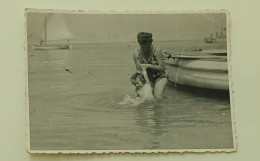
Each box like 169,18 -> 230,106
135,74 -> 145,88
130,73 -> 154,100
131,73 -> 145,89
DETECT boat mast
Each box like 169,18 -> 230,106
44,14 -> 47,43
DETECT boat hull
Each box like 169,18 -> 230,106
204,37 -> 214,43
204,37 -> 227,43
32,44 -> 72,50
165,58 -> 229,91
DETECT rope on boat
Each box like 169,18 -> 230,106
173,46 -> 185,91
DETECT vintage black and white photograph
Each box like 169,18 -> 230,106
26,10 -> 235,152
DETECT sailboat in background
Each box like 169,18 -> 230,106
32,14 -> 74,50
204,27 -> 227,43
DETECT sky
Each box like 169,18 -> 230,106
27,12 -> 226,43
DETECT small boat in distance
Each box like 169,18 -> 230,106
204,27 -> 227,44
32,14 -> 74,50
32,43 -> 72,50
164,49 -> 229,91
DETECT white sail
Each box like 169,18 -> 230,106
40,14 -> 74,43
33,14 -> 73,50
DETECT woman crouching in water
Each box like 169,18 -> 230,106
131,32 -> 168,100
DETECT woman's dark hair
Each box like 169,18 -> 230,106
137,32 -> 153,45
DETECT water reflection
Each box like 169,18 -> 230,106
132,83 -> 231,149
134,101 -> 170,149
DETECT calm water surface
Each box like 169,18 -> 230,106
28,40 -> 233,150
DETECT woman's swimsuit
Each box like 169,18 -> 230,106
131,47 -> 169,86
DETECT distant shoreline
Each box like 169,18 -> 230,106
27,38 -> 205,46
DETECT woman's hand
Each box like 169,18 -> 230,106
140,64 -> 151,70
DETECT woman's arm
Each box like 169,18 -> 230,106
133,51 -> 142,73
130,52 -> 142,86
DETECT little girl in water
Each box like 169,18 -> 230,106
121,68 -> 154,106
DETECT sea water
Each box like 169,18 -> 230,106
28,40 -> 233,150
